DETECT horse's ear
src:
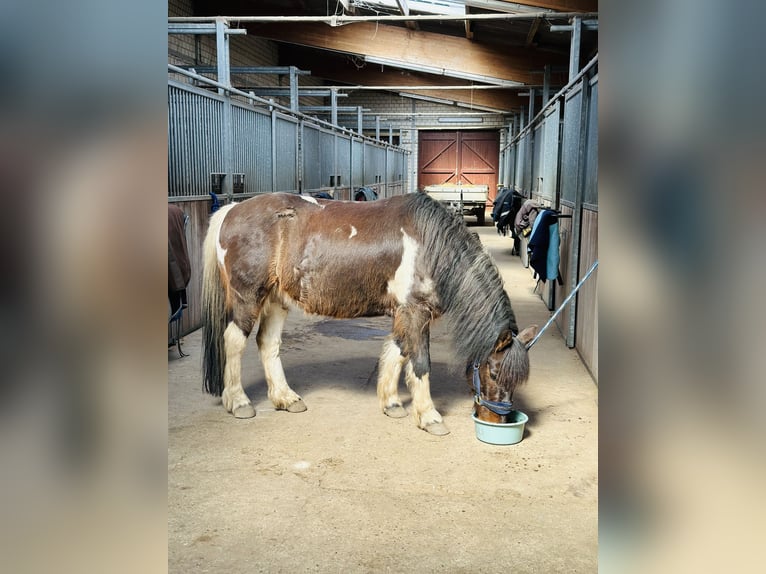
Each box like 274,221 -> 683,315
516,325 -> 539,346
493,329 -> 515,353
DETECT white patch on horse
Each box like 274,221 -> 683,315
349,225 -> 357,239
216,228 -> 228,267
299,195 -> 324,208
388,229 -> 419,304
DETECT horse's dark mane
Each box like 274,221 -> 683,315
407,193 -> 519,365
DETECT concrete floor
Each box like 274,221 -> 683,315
168,223 -> 598,573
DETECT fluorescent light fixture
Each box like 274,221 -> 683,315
456,101 -> 509,113
448,69 -> 524,87
367,55 -> 441,75
365,55 -> 524,87
437,116 -> 484,123
355,0 -> 465,16
463,1 -> 552,14
398,92 -> 456,106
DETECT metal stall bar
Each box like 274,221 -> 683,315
169,65 -> 403,148
170,13 -> 599,25
506,55 -> 598,147
566,76 -> 592,348
216,19 -> 234,198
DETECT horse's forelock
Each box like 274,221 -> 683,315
496,337 -> 531,391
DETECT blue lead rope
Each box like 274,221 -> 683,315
525,260 -> 599,351
473,363 -> 514,416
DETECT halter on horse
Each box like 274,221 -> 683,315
202,192 -> 537,435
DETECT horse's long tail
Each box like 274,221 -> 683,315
201,203 -> 237,396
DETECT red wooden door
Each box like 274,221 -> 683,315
418,130 -> 500,201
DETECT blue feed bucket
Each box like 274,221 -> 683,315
472,410 -> 528,445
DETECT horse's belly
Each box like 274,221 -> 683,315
279,253 -> 397,318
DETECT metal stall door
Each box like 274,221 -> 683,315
273,112 -> 299,193
168,83 -> 225,198
231,103 -> 272,196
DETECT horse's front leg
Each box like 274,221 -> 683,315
256,297 -> 306,413
404,355 -> 449,436
391,306 -> 449,436
377,337 -> 408,418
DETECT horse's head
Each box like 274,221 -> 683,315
471,325 -> 538,424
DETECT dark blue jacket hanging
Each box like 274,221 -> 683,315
527,209 -> 562,284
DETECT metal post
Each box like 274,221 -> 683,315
216,18 -> 234,198
498,143 -> 504,187
568,16 -> 582,81
566,78 -> 590,348
543,64 -> 550,106
375,116 -> 381,140
519,106 -> 529,191
508,117 -> 515,188
349,135 -> 354,197
289,66 -> 299,112
357,107 -> 363,135
330,88 -> 338,127
271,109 -> 277,192
298,119 -> 304,193
215,19 -> 230,94
333,133 -> 338,190
528,88 -> 535,125
294,120 -> 300,193
385,146 -> 389,197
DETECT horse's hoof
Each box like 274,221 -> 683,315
233,404 -> 256,419
384,405 -> 408,418
285,399 -> 307,413
423,422 -> 450,436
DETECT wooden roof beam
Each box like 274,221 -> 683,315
283,58 -> 528,112
395,0 -> 419,31
465,7 -> 474,40
247,22 -> 564,85
525,17 -> 541,46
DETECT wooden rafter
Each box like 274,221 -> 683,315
247,22 -> 565,86
277,52 -> 530,112
465,7 -> 474,40
525,17 -> 541,47
395,0 -> 419,31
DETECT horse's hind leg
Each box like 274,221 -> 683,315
221,321 -> 256,419
256,297 -> 306,413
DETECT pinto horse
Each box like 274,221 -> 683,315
202,192 -> 537,435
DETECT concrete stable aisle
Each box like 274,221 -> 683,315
168,224 -> 598,573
